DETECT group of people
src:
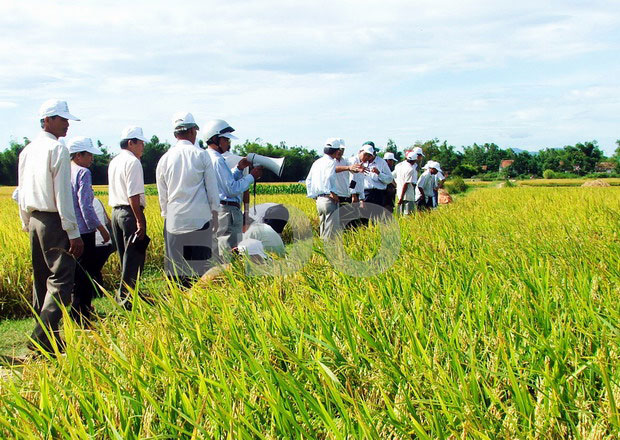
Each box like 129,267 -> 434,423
306,139 -> 445,238
16,99 -> 287,354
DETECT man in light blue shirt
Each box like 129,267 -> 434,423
204,119 -> 262,260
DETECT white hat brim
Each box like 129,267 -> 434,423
57,111 -> 80,121
220,133 -> 238,140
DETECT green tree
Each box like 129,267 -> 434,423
384,139 -> 402,161
0,138 -> 29,186
234,140 -> 317,182
90,140 -> 113,185
141,135 -> 170,184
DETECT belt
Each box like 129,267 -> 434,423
316,194 -> 331,198
113,205 -> 145,210
220,201 -> 241,209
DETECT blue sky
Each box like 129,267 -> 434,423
1,0 -> 619,157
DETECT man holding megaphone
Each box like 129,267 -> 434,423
204,119 -> 262,261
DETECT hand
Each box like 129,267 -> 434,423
237,158 -> 251,170
98,225 -> 111,243
349,164 -> 364,173
69,237 -> 84,258
250,166 -> 263,180
371,167 -> 380,175
398,198 -> 404,205
329,192 -> 340,203
135,222 -> 146,241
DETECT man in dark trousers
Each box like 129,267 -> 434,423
17,99 -> 84,354
108,126 -> 149,309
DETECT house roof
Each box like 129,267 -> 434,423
500,160 -> 514,169
596,161 -> 616,170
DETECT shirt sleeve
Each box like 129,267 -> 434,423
216,157 -> 254,199
51,144 -> 80,239
203,151 -> 221,212
156,156 -> 168,218
126,158 -> 145,198
378,160 -> 394,185
76,169 -> 101,231
17,155 -> 31,232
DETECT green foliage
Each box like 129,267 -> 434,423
452,164 -> 479,178
384,139 -> 403,161
444,176 -> 468,194
0,139 -> 28,186
543,169 -> 556,179
141,135 -> 171,184
234,140 -> 317,182
412,138 -> 463,172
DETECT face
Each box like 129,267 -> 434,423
129,139 -> 145,159
74,152 -> 94,168
359,152 -> 372,163
219,136 -> 231,153
430,168 -> 438,175
335,149 -> 344,160
45,116 -> 70,138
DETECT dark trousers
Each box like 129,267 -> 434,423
384,184 -> 396,212
29,211 -> 75,353
111,207 -> 147,309
71,231 -> 97,324
417,197 -> 434,211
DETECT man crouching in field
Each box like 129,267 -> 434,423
17,99 -> 84,355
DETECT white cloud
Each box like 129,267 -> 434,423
1,0 -> 619,155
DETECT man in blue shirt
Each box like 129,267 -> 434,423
204,119 -> 262,261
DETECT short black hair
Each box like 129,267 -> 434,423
324,147 -> 339,155
120,138 -> 140,149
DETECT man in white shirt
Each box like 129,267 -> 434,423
416,161 -> 439,210
361,141 -> 394,208
17,99 -> 83,354
243,203 -> 289,256
383,152 -> 397,212
305,139 -> 343,239
108,126 -> 149,308
156,112 -> 220,285
204,119 -> 262,261
393,151 -> 419,215
331,139 -> 364,228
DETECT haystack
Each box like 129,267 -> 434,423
581,179 -> 611,187
438,189 -> 453,204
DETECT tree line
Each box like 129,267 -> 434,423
1,136 -> 619,186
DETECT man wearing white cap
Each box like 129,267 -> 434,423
204,119 -> 262,261
383,152 -> 397,212
433,166 -> 446,208
305,139 -> 343,239
392,151 -> 419,215
68,137 -> 110,325
416,161 -> 440,210
108,126 -> 150,308
156,113 -> 220,285
17,99 -> 83,353
361,141 -> 394,210
331,139 -> 364,228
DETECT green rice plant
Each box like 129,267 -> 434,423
0,187 -> 618,438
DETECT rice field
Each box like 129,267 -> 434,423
0,185 -> 619,438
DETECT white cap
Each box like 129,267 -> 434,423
413,147 -> 424,157
425,160 -> 441,171
172,112 -> 199,130
406,151 -> 417,160
237,239 -> 267,259
325,137 -> 345,149
360,144 -> 375,155
67,137 -> 103,155
383,152 -> 395,161
38,99 -> 80,121
121,126 -> 149,143
202,119 -> 238,142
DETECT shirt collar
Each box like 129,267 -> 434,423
208,147 -> 222,158
175,139 -> 196,148
39,131 -> 58,141
121,149 -> 138,159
